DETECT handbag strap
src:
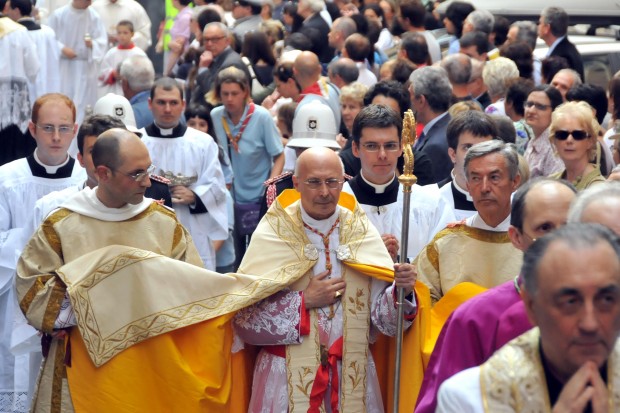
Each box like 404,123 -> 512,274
241,56 -> 257,80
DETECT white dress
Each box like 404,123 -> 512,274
140,124 -> 229,270
20,21 -> 61,102
91,0 -> 152,51
47,4 -> 107,124
0,155 -> 84,413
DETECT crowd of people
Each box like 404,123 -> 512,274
2,0 -> 620,412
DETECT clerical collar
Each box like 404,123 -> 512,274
300,204 -> 340,234
466,212 -> 511,232
360,171 -> 394,194
451,171 -> 473,202
145,122 -> 187,138
27,150 -> 75,178
348,173 -> 399,207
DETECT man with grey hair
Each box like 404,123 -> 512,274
327,16 -> 356,61
567,182 -> 620,235
191,22 -> 250,106
120,55 -> 156,128
440,53 -> 475,103
416,140 -> 522,304
410,66 -> 454,183
551,68 -> 582,101
538,6 -> 584,80
469,59 -> 490,109
327,57 -> 359,88
297,0 -> 333,63
463,9 -> 494,36
437,222 -> 620,411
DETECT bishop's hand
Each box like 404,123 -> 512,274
552,361 -> 608,413
304,270 -> 346,309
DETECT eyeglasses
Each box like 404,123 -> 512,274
361,142 -> 401,152
524,101 -> 551,111
113,164 -> 156,181
303,178 -> 344,190
36,124 -> 74,136
553,130 -> 589,141
203,35 -> 226,43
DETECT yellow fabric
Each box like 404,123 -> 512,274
423,282 -> 488,366
0,16 -> 25,39
67,315 -> 235,413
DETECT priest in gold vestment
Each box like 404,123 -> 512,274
437,223 -> 620,412
233,147 -> 419,413
15,130 -> 284,413
416,140 -> 523,304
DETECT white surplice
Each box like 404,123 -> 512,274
98,45 -> 146,97
0,154 -> 84,413
140,124 -> 228,270
0,17 -> 39,134
91,0 -> 152,51
47,4 -> 107,124
343,173 -> 455,261
18,19 -> 61,103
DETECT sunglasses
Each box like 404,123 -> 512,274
524,101 -> 551,111
553,130 -> 589,141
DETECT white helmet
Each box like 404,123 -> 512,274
288,100 -> 340,150
93,93 -> 139,133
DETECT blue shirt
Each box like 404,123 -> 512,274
211,103 -> 283,203
129,90 -> 153,129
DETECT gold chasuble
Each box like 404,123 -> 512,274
240,189 -> 427,412
480,328 -> 620,411
16,190 -> 345,413
415,222 -> 523,304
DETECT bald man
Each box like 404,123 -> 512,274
234,147 -> 417,413
16,129 -> 206,411
294,51 -> 341,128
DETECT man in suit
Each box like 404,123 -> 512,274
297,0 -> 334,64
191,22 -> 250,106
409,66 -> 453,183
538,7 -> 584,81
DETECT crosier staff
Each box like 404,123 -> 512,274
393,109 -> 417,413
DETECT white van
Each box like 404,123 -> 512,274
436,0 -> 620,26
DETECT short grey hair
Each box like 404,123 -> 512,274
204,21 -> 231,37
465,9 -> 494,34
483,57 -> 519,99
465,140 -> 520,180
301,0 -> 325,13
328,58 -> 359,84
440,53 -> 472,86
119,55 -> 155,92
554,68 -> 583,86
541,6 -> 568,37
511,20 -> 537,50
567,182 -> 620,223
333,16 -> 356,38
521,223 -> 620,295
409,66 -> 452,113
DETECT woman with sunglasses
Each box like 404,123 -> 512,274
523,84 -> 564,178
549,101 -> 605,190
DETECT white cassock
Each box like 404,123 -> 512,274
98,46 -> 146,97
0,17 -> 39,134
91,0 -> 152,51
140,124 -> 228,271
436,367 -> 484,413
0,154 -> 84,413
47,4 -> 107,124
34,0 -> 71,23
343,173 -> 455,261
18,19 -> 61,102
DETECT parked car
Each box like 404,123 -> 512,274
534,35 -> 620,89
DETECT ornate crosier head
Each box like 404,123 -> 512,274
398,109 -> 418,190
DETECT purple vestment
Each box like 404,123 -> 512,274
414,279 -> 533,413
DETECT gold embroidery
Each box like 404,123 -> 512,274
19,275 -> 53,315
50,340 -> 65,413
295,367 -> 314,397
427,242 -> 440,273
347,288 -> 365,316
172,223 -> 183,250
42,208 -> 71,258
42,282 -> 67,332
